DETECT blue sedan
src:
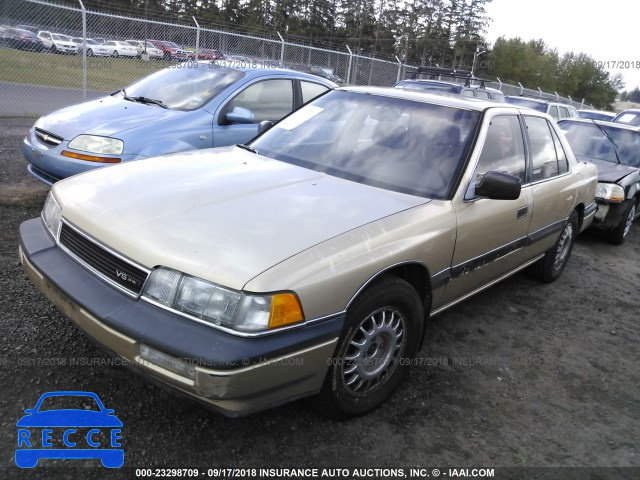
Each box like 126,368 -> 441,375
23,63 -> 336,185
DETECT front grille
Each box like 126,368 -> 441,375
59,223 -> 148,295
35,128 -> 63,147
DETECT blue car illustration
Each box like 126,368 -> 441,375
15,391 -> 123,468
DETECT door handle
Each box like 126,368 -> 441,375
517,206 -> 528,220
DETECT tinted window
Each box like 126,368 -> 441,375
548,105 -> 559,120
475,115 -> 526,185
461,90 -> 475,97
614,112 -> 640,126
559,107 -> 570,119
525,116 -> 559,181
251,90 -> 480,199
301,81 -> 330,104
474,90 -> 491,99
226,79 -> 293,122
550,126 -> 569,173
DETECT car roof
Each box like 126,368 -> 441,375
506,96 -> 575,108
615,109 -> 640,114
339,86 -> 524,112
559,117 -> 640,132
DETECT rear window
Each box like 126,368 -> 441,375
504,97 -> 547,113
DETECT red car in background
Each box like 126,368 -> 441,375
193,48 -> 225,61
147,39 -> 189,60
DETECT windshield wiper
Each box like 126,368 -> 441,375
119,89 -> 167,109
592,119 -> 621,164
236,144 -> 258,154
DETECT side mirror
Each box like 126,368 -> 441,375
475,171 -> 521,200
104,409 -> 115,415
24,409 -> 34,414
257,120 -> 274,135
225,106 -> 254,124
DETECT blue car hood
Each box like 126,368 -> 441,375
16,410 -> 123,427
34,95 -> 187,140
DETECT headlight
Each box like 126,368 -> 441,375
595,183 -> 625,202
41,191 -> 62,239
143,267 -> 304,333
68,135 -> 124,155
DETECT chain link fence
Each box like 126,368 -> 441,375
0,0 -> 592,116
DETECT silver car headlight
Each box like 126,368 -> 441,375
68,135 -> 124,155
41,191 -> 62,239
142,267 -> 304,333
595,183 -> 625,202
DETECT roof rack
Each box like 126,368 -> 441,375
407,66 -> 486,88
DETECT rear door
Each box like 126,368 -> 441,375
522,115 -> 577,256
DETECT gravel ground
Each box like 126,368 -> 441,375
0,117 -> 639,478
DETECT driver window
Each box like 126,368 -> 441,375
474,115 -> 526,187
225,79 -> 293,123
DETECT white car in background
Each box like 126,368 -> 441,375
100,40 -> 138,58
70,37 -> 110,56
125,40 -> 164,59
37,31 -> 78,54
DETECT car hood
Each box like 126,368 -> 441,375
34,95 -> 187,139
576,154 -> 638,183
16,410 -> 123,427
55,147 -> 428,290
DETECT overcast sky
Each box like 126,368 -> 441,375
485,0 -> 639,94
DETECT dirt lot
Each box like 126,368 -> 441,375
0,117 -> 638,477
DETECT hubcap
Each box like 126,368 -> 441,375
340,307 -> 406,395
623,204 -> 636,238
553,222 -> 574,271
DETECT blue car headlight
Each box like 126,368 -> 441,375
68,135 -> 124,155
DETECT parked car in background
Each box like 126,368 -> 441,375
396,67 -> 505,102
147,39 -> 189,60
310,66 -> 343,84
194,48 -> 225,61
558,118 -> 640,244
577,109 -> 616,121
100,40 -> 138,58
612,109 -> 640,127
19,87 -> 597,418
23,63 -> 336,185
70,37 -> 110,56
505,96 -> 578,121
16,24 -> 40,33
37,31 -> 78,54
0,27 -> 44,51
125,40 -> 164,59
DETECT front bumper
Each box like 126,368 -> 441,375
592,199 -> 628,230
19,218 -> 341,416
22,131 -> 139,186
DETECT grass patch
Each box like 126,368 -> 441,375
0,47 -> 172,91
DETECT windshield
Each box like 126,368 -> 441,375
614,112 -> 640,127
504,97 -> 547,112
251,90 -> 480,199
395,81 -> 461,94
559,121 -> 640,167
38,395 -> 101,412
123,64 -> 245,111
51,34 -> 70,41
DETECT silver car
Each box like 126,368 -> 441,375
19,87 -> 598,418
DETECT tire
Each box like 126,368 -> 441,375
112,50 -> 119,57
312,276 -> 423,419
605,198 -> 637,245
529,211 -> 579,283
87,48 -> 93,56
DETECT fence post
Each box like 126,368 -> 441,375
554,91 -> 559,101
581,99 -> 585,108
496,77 -> 503,91
346,46 -> 353,85
537,87 -> 543,98
192,16 -> 200,60
78,0 -> 87,100
518,82 -> 524,95
395,56 -> 402,83
277,32 -> 285,66
568,95 -> 572,105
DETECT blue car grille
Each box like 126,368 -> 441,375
35,128 -> 63,147
59,223 -> 148,295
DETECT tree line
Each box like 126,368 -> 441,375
57,0 -> 620,107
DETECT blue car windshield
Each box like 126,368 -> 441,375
251,90 -> 480,199
559,121 -> 640,167
123,65 -> 245,111
38,395 -> 101,412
